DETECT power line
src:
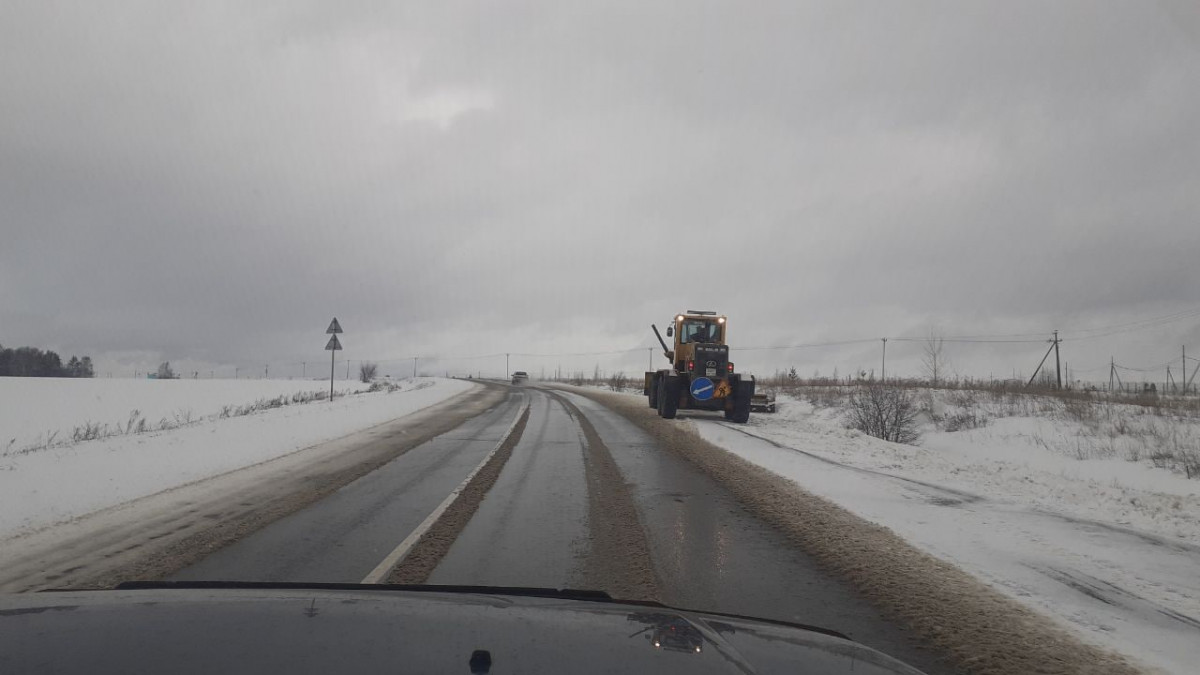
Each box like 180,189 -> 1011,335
735,338 -> 879,352
1113,358 -> 1177,373
1062,307 -> 1200,341
892,333 -> 1051,341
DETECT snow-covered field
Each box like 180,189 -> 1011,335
3,376 -> 375,454
694,394 -> 1200,674
0,376 -> 476,540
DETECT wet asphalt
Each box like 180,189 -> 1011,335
172,383 -> 951,673
552,391 -> 951,675
429,391 -> 591,587
172,390 -> 526,583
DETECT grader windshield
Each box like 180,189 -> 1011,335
680,319 -> 722,344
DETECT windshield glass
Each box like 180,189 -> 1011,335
1,4 -> 1196,675
680,320 -> 720,344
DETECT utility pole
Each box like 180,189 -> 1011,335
1109,357 -> 1114,393
506,353 -> 510,380
1027,340 -> 1057,388
302,362 -> 306,378
264,364 -> 268,379
235,367 -> 239,379
346,359 -> 351,379
1053,330 -> 1062,390
1184,346 -> 1188,394
881,338 -> 888,382
413,357 -> 417,379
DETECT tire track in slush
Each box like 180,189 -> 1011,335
385,405 -> 531,583
548,391 -> 660,602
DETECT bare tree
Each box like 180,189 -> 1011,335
922,329 -> 948,386
607,371 -> 629,391
847,383 -> 921,444
359,361 -> 378,382
156,361 -> 175,379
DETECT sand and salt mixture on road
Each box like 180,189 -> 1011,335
580,390 -> 1139,675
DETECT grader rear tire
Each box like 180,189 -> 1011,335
661,376 -> 680,420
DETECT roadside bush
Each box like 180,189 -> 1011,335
607,371 -> 629,391
359,361 -> 378,383
72,421 -> 102,442
1061,395 -> 1098,424
806,385 -> 850,409
846,384 -> 921,444
944,410 -> 988,432
946,389 -> 979,409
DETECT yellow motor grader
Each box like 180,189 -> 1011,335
644,311 -> 755,423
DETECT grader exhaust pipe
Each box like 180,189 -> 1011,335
651,324 -> 672,361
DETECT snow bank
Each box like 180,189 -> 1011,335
0,377 -> 476,539
695,395 -> 1199,674
749,397 -> 1200,544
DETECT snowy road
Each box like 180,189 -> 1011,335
8,378 -> 1182,671
163,385 -> 950,674
34,379 -> 1188,672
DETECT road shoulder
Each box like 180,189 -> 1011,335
557,385 -> 1141,675
0,383 -> 502,592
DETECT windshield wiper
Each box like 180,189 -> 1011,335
109,581 -> 848,639
111,580 -> 645,604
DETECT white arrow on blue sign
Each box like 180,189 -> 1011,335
689,377 -> 715,401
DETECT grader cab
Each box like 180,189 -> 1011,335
644,311 -> 755,423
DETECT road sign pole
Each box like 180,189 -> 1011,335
325,317 -> 344,401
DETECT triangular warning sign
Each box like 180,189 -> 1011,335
325,334 -> 342,351
326,317 -> 343,334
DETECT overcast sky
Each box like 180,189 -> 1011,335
2,1 -> 1198,382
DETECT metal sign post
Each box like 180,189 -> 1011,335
326,318 -> 343,402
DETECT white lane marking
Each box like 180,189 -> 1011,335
361,396 -> 530,583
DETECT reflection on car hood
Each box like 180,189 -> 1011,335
0,583 -> 926,674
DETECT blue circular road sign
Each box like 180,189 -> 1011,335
690,377 -> 715,401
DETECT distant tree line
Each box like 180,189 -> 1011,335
0,344 -> 94,377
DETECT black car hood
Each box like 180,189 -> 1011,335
0,584 -> 926,674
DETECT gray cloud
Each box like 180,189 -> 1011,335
2,1 -> 1198,381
